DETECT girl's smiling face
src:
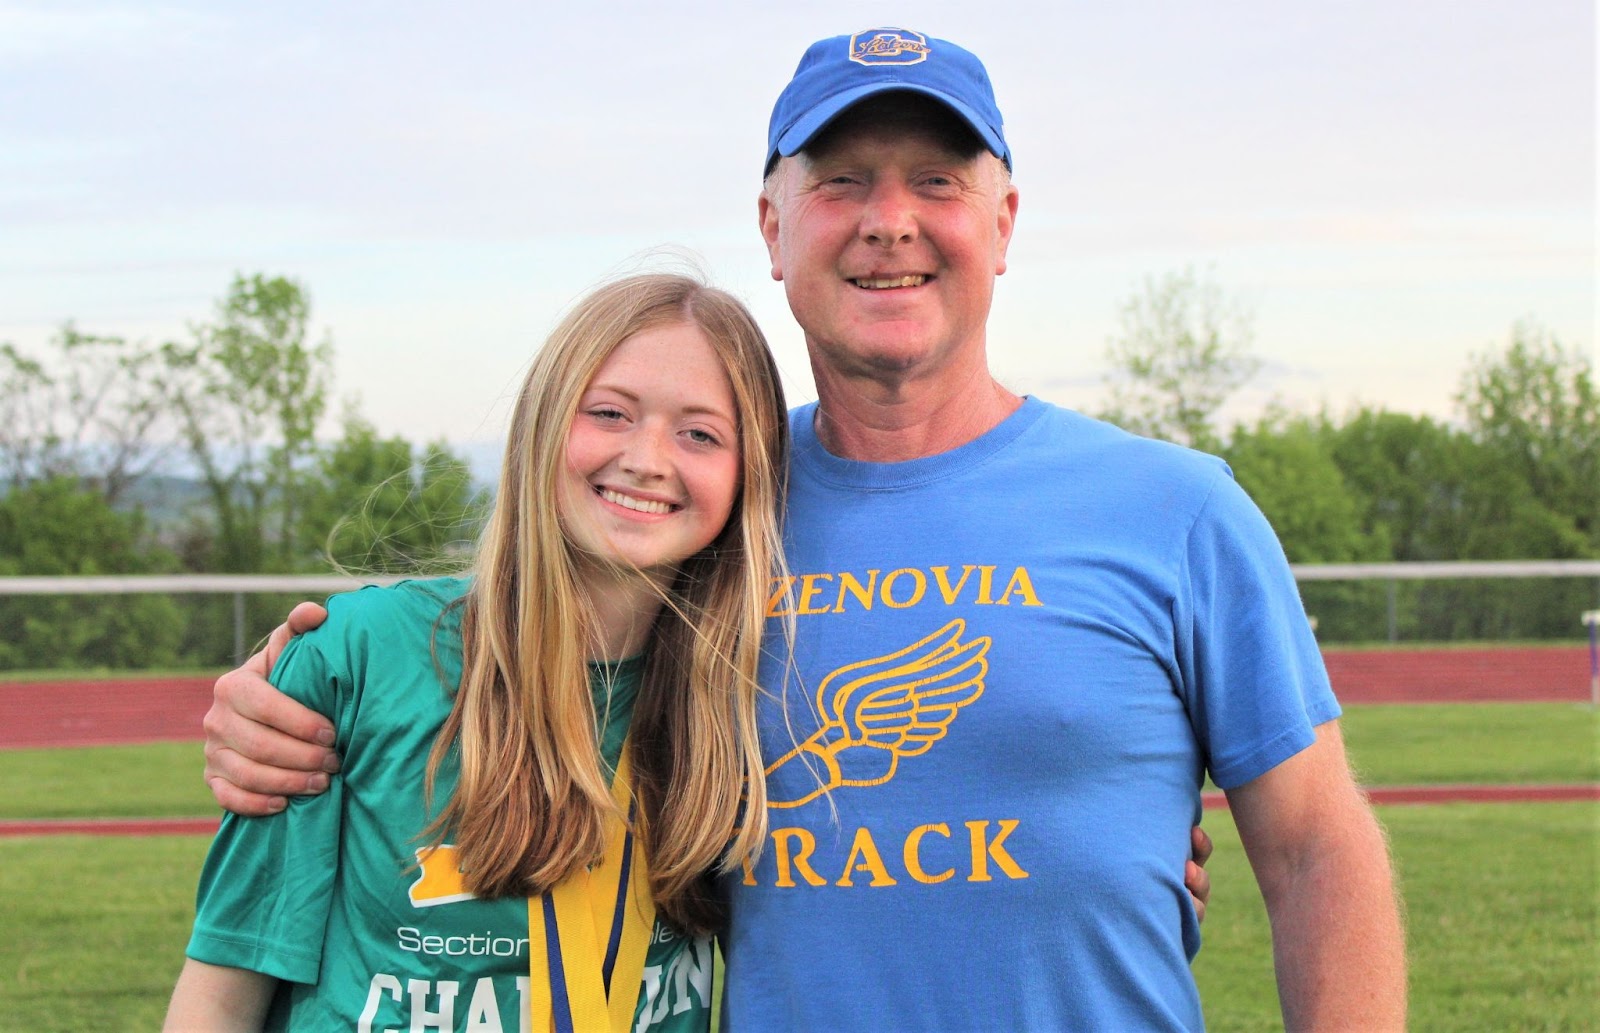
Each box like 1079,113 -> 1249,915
560,320 -> 741,577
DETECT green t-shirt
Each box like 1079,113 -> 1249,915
186,577 -> 712,1032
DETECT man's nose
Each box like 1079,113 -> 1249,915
860,181 -> 918,247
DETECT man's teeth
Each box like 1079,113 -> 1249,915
600,489 -> 674,514
854,275 -> 926,289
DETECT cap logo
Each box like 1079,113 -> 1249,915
849,28 -> 930,66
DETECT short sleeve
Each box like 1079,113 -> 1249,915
184,635 -> 346,984
1175,470 -> 1342,789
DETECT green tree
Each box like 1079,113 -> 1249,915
0,479 -> 183,669
1100,267 -> 1261,453
1324,409 -> 1465,563
1224,412 -> 1383,564
1324,407 -> 1587,639
0,326 -> 173,503
162,274 -> 333,572
1456,321 -> 1598,552
1327,407 -> 1586,563
298,414 -> 486,573
1224,412 -> 1387,642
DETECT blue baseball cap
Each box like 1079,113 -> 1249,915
766,28 -> 1012,175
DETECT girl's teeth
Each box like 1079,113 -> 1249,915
601,489 -> 672,514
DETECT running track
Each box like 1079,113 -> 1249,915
2,645 -> 1595,836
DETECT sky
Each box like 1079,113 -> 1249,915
2,1 -> 1594,473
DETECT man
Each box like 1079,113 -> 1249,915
204,28 -> 1404,1031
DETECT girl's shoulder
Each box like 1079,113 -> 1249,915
297,576 -> 471,675
323,575 -> 471,632
277,576 -> 471,731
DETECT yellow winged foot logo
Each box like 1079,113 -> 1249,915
766,619 -> 990,808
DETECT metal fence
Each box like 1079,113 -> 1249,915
1290,561 -> 1600,643
0,574 -> 405,664
2,561 -> 1599,663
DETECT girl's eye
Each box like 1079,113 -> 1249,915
588,406 -> 625,421
685,428 -> 721,446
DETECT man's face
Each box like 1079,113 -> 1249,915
759,105 -> 1017,386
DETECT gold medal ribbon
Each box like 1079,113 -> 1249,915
527,745 -> 656,1032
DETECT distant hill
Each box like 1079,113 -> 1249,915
458,440 -> 504,488
114,463 -> 499,534
115,475 -> 212,531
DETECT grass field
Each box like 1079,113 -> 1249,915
0,743 -> 207,819
1,702 -> 1595,1031
2,835 -> 207,1032
0,668 -> 222,684
1,703 -> 1592,822
1340,702 -> 1598,784
1191,802 -> 1598,1033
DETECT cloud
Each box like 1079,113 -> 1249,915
0,2 -> 219,60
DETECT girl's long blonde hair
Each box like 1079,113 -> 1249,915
424,273 -> 788,934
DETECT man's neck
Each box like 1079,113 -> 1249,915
809,364 -> 1023,463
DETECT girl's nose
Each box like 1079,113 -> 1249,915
618,424 -> 671,478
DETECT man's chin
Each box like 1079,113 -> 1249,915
808,327 -> 941,369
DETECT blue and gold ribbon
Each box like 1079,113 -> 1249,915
527,746 -> 656,1032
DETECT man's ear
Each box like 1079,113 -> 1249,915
994,183 -> 1019,276
758,192 -> 783,282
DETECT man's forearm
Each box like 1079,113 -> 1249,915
1259,805 -> 1407,1031
1229,721 -> 1408,1031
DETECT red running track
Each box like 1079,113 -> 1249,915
1323,645 -> 1593,704
0,675 -> 215,748
1,650 -> 1593,836
4,646 -> 1591,750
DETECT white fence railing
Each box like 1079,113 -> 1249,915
4,561 -> 1597,597
0,575 -> 407,595
1288,561 -> 1600,642
1288,560 -> 1600,581
0,574 -> 409,662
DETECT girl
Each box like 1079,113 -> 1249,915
165,273 -> 789,1032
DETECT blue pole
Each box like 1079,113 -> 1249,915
1585,611 -> 1599,708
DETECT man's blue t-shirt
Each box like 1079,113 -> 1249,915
720,398 -> 1338,1032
